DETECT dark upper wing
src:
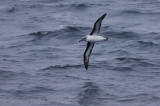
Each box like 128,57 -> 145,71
84,42 -> 95,70
90,13 -> 107,35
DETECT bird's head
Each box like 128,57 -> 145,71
79,36 -> 87,42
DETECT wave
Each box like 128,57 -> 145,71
116,57 -> 145,62
118,93 -> 160,103
62,26 -> 81,32
0,70 -> 17,78
64,75 -> 87,80
39,0 -> 63,3
28,26 -> 88,36
40,63 -> 100,70
4,25 -> 90,51
41,64 -> 83,70
56,3 -> 89,10
105,31 -> 140,39
137,41 -> 159,47
7,7 -> 18,13
17,26 -> 89,42
70,4 -> 89,10
112,67 -> 133,71
122,9 -> 160,15
122,10 -> 141,14
115,57 -> 159,67
28,31 -> 53,38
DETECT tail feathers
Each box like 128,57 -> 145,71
105,37 -> 109,40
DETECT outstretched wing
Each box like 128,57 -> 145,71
90,13 -> 106,35
84,42 -> 95,70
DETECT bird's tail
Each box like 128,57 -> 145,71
105,37 -> 109,41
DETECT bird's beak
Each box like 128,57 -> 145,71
79,38 -> 84,42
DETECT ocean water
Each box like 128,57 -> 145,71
0,0 -> 160,106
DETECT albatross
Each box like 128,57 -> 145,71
79,13 -> 108,70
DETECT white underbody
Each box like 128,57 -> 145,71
86,35 -> 107,42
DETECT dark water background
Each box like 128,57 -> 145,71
0,0 -> 160,106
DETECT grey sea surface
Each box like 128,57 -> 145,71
0,0 -> 160,106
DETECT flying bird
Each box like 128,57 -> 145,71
79,13 -> 108,70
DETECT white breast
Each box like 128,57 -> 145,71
86,35 -> 107,42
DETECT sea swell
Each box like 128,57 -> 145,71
0,0 -> 160,106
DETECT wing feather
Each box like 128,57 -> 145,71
84,42 -> 94,70
90,13 -> 106,35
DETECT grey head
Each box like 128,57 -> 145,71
79,36 -> 87,42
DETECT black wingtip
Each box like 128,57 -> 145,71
102,13 -> 107,18
85,65 -> 88,70
98,13 -> 107,21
